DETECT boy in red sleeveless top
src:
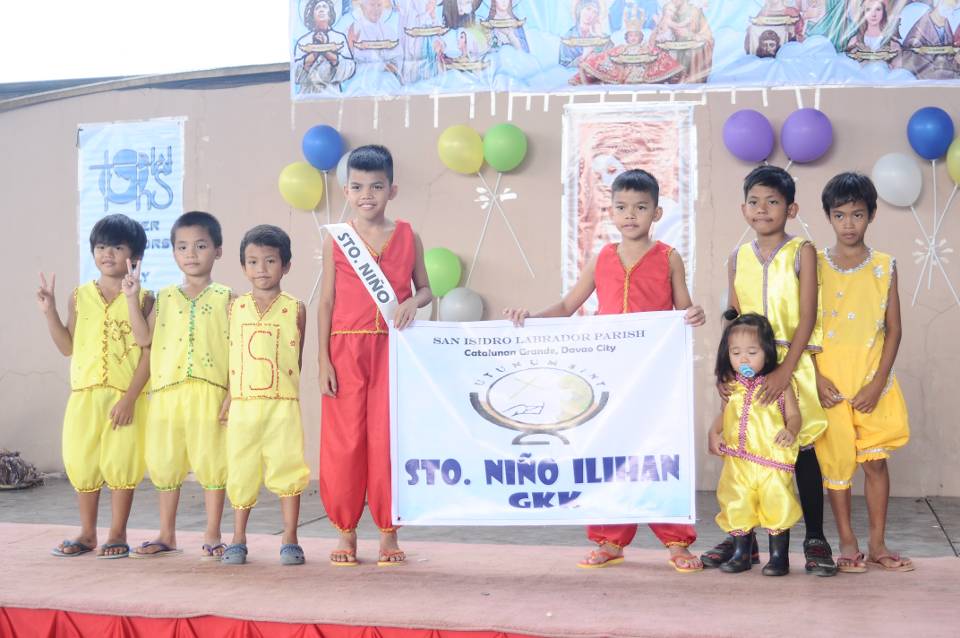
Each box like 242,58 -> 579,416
318,145 -> 433,566
505,169 -> 705,572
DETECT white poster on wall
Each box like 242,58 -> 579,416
389,312 -> 695,526
77,117 -> 185,291
561,103 -> 697,315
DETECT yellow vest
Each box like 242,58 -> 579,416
734,236 -> 822,351
228,292 -> 302,401
151,283 -> 231,392
721,375 -> 798,471
71,281 -> 147,392
818,248 -> 895,396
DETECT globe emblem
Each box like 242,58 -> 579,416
470,367 -> 609,445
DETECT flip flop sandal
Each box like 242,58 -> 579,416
221,543 -> 248,565
97,542 -> 130,559
50,539 -> 95,557
280,543 -> 306,566
668,554 -> 704,573
867,553 -> 915,572
329,548 -> 359,567
577,549 -> 625,569
377,549 -> 406,566
201,543 -> 227,562
131,541 -> 183,559
836,552 -> 868,573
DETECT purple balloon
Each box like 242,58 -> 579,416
723,110 -> 775,162
781,108 -> 833,163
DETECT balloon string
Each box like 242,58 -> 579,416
784,160 -> 793,173
307,269 -> 323,306
476,171 -> 535,279
935,184 -> 957,237
338,201 -> 350,223
931,160 -> 938,238
911,250 -> 929,307
323,171 -> 332,225
466,173 -> 499,287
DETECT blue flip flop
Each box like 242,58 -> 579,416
201,543 -> 228,562
97,542 -> 130,559
280,543 -> 305,566
221,543 -> 248,565
50,539 -> 94,557
130,540 -> 183,559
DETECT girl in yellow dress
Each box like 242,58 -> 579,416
38,214 -> 151,559
709,312 -> 802,576
702,166 -> 836,576
814,173 -> 912,573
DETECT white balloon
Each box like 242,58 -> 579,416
336,151 -> 351,188
439,287 -> 484,322
871,152 -> 922,207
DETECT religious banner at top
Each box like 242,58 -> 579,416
290,1 -> 960,100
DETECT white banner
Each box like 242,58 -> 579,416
390,311 -> 695,526
77,118 -> 185,291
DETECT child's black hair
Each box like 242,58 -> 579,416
239,225 -> 292,266
821,172 -> 878,220
348,144 -> 394,184
743,165 -> 796,206
611,169 -> 659,206
715,311 -> 779,383
170,211 -> 223,247
89,214 -> 147,260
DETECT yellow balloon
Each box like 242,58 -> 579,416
278,161 -> 325,210
948,138 -> 960,185
438,125 -> 484,174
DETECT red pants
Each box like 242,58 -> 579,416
587,523 -> 697,548
320,334 -> 394,531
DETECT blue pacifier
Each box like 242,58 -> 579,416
738,364 -> 756,378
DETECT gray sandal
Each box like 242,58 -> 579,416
221,543 -> 248,565
280,543 -> 305,566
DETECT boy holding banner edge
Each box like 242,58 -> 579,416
504,169 -> 706,572
318,145 -> 433,566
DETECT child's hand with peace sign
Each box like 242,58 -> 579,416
121,258 -> 141,298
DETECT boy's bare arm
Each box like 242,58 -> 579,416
122,259 -> 153,346
726,255 -> 741,316
111,345 -> 151,428
669,250 -> 705,326
410,233 -> 433,308
37,273 -> 74,356
318,234 -> 338,397
505,255 -> 598,325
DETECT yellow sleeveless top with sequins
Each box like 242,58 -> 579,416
228,292 -> 302,401
70,282 -> 147,392
151,283 -> 231,392
720,375 -> 798,472
733,236 -> 822,352
817,248 -> 897,397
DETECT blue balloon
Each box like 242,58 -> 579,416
907,107 -> 954,161
301,125 -> 344,171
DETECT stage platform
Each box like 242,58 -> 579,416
1,521 -> 958,638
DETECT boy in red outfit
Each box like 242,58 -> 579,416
318,145 -> 433,566
505,169 -> 705,572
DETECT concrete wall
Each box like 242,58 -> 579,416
1,80 -> 957,496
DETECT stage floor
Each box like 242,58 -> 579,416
1,521 -> 959,638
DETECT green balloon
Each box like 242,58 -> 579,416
424,247 -> 462,297
483,123 -> 528,172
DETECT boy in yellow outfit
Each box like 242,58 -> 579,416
702,166 -> 836,576
221,225 -> 310,566
814,173 -> 912,573
38,214 -> 151,559
124,211 -> 232,559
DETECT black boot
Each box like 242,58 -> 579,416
701,534 -> 760,568
719,532 -> 754,573
762,530 -> 790,576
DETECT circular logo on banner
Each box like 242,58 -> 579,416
470,366 -> 609,445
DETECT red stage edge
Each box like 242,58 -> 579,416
0,607 -> 548,638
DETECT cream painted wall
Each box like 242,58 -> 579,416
1,82 -> 957,496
